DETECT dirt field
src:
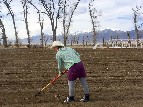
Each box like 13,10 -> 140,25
0,48 -> 143,107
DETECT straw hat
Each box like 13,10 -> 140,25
51,41 -> 64,48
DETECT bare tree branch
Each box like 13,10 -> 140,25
61,0 -> 80,46
39,0 -> 63,41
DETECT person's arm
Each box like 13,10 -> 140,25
56,53 -> 63,76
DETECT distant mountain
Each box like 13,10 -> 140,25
12,29 -> 143,45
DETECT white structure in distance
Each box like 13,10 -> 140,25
93,39 -> 143,49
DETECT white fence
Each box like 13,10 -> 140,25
107,39 -> 143,48
93,39 -> 143,49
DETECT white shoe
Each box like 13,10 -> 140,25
64,96 -> 75,103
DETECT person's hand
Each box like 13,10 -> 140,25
61,70 -> 68,74
58,70 -> 68,76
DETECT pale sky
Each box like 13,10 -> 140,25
0,0 -> 143,39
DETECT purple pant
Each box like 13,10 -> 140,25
67,61 -> 86,81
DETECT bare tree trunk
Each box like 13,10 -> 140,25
83,35 -> 85,46
127,32 -> 131,47
53,29 -> 56,41
92,27 -> 96,45
132,6 -> 142,47
4,1 -> 19,46
22,0 -> 31,47
102,37 -> 105,46
27,0 -> 45,47
89,8 -> 96,46
40,22 -> 44,47
50,19 -> 57,41
70,35 -> 73,46
44,36 -> 49,47
89,0 -> 101,46
0,19 -> 8,47
63,0 -> 66,46
13,15 -> 19,46
25,6 -> 31,46
134,12 -> 139,47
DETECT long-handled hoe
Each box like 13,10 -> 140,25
35,70 -> 67,97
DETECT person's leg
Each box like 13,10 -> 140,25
79,77 -> 90,102
68,80 -> 75,96
79,77 -> 89,94
64,80 -> 75,102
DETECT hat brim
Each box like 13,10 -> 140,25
50,44 -> 64,49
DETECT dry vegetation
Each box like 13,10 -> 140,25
0,48 -> 143,107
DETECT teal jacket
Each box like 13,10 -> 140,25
56,47 -> 81,74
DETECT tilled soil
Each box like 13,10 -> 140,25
0,48 -> 143,107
